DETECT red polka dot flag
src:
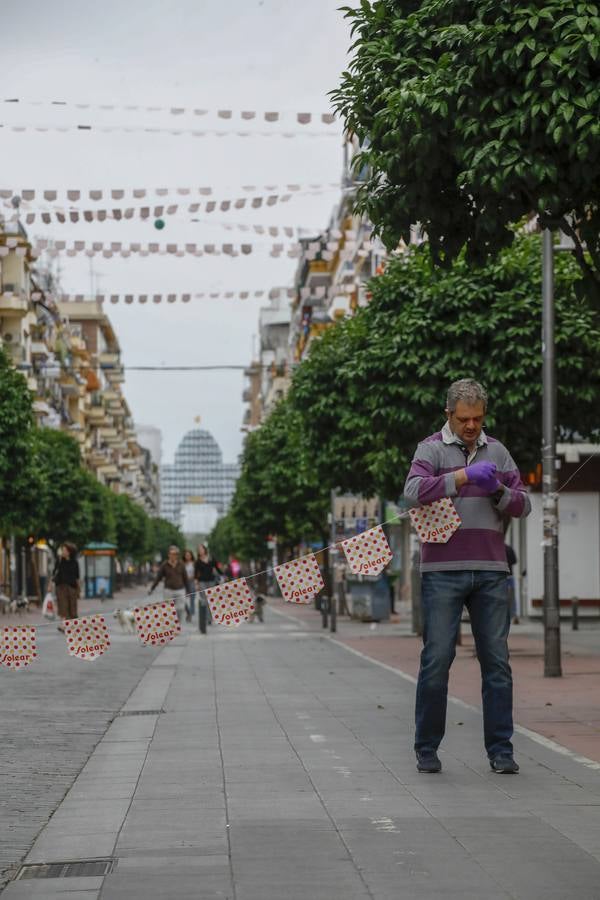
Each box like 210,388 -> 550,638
340,525 -> 393,576
63,614 -> 111,661
274,553 -> 325,604
133,600 -> 181,646
408,497 -> 461,543
205,578 -> 254,626
0,626 -> 37,670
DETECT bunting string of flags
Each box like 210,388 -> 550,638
26,236 -> 374,260
3,195 -> 298,225
0,502 -> 460,669
29,239 -> 304,259
1,509 -> 433,670
2,98 -> 337,125
0,122 -> 339,140
25,284 -> 361,305
0,182 -> 340,202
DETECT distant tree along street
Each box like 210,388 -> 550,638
218,397 -> 330,562
0,347 -> 35,535
333,1 -> 600,305
289,236 -> 600,498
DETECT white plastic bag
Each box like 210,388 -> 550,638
42,591 -> 56,620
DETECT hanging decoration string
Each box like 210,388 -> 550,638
0,182 -> 340,202
2,98 -> 337,125
0,122 -> 340,140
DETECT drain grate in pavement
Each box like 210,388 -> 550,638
17,859 -> 114,879
118,708 -> 164,716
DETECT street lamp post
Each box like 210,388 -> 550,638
542,229 -> 562,677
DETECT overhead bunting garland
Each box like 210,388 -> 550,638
15,284 -> 361,305
0,122 -> 339,140
6,194 -> 298,225
32,239 -> 304,259
0,182 -> 339,202
2,98 -> 337,125
64,614 -> 111,661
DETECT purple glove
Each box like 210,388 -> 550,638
465,461 -> 498,493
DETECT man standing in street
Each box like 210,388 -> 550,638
148,545 -> 192,624
404,379 -> 531,775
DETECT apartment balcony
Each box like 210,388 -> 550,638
0,294 -> 28,316
85,405 -> 108,423
105,368 -> 125,384
98,351 -> 120,368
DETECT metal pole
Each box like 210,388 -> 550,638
542,229 -> 562,677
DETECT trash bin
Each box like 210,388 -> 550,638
346,572 -> 390,622
83,542 -> 117,599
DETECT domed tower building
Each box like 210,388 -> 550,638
160,429 -> 239,528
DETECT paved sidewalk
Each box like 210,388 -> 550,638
0,587 -> 162,891
277,598 -> 600,766
3,605 -> 600,899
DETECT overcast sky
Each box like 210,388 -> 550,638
2,0 -> 351,464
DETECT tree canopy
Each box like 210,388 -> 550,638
332,0 -> 600,303
225,397 -> 330,560
0,347 -> 35,533
289,235 -> 600,498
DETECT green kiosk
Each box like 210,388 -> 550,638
83,542 -> 117,599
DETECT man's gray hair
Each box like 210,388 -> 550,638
446,379 -> 488,413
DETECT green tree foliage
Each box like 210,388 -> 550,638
207,514 -> 241,565
228,397 -> 330,560
111,493 -> 148,561
148,517 -> 185,561
26,429 -> 115,550
332,1 -> 600,303
290,236 -> 600,498
0,347 -> 35,533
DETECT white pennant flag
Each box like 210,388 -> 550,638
205,578 -> 254,626
64,614 -> 111,661
274,554 -> 324,604
340,526 -> 393,577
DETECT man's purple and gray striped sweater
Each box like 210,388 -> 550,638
403,430 -> 531,573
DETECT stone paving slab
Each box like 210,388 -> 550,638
3,607 -> 600,899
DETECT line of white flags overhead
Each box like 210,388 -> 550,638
32,239 -> 305,258
9,194 -> 296,225
24,284 -> 362,305
0,182 -> 339,202
0,122 -> 339,139
31,237 -> 375,260
2,98 -> 337,124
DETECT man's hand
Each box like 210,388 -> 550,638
465,460 -> 499,493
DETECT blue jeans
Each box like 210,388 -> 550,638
415,570 -> 513,759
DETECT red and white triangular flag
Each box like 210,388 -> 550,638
274,554 -> 324,604
64,614 -> 111,661
205,578 -> 254,626
340,525 -> 392,576
1,626 -> 37,670
133,601 -> 181,646
408,498 -> 461,543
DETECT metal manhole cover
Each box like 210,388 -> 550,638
118,708 -> 164,716
18,859 -> 114,879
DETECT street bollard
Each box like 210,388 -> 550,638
330,591 -> 337,633
199,603 -> 208,635
571,596 -> 579,631
321,594 -> 329,629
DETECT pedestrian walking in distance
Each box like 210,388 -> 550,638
52,542 -> 80,633
148,545 -> 192,624
195,544 -> 222,634
182,550 -> 196,622
404,379 -> 531,775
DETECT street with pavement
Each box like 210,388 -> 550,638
1,594 -> 599,899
